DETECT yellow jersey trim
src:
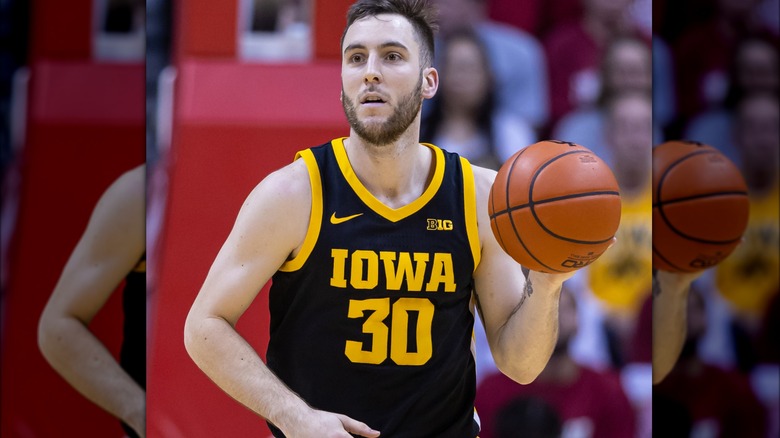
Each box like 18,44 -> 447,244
279,149 -> 322,272
461,157 -> 481,272
332,137 -> 445,223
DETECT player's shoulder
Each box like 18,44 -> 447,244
243,156 -> 312,215
468,164 -> 498,198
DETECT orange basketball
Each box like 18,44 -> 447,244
652,140 -> 750,272
488,140 -> 622,273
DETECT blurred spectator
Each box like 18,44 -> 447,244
432,0 -> 550,130
485,0 -> 585,37
587,91 -> 652,313
485,0 -> 545,35
654,284 -> 768,437
726,37 -> 780,102
670,0 -> 779,130
576,92 -> 652,375
553,36 -> 652,165
684,37 -> 779,165
715,92 -> 779,374
494,396 -> 563,438
420,28 -> 535,169
476,286 -> 636,438
652,36 -> 676,142
543,0 -> 649,128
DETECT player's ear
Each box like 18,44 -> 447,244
422,67 -> 438,100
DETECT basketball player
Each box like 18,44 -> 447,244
38,164 -> 146,437
184,1 -> 575,436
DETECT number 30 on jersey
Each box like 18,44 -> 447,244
345,297 -> 434,366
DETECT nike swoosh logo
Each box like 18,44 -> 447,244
330,212 -> 363,224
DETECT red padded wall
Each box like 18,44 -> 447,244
30,0 -> 91,59
174,0 -> 239,60
313,0 -> 354,60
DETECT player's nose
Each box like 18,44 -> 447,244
363,54 -> 382,84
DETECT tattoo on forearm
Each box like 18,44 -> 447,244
509,276 -> 534,317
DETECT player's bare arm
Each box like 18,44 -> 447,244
184,159 -> 380,438
652,269 -> 703,384
38,165 -> 146,436
470,165 -> 574,384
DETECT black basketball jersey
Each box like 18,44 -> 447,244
267,138 -> 482,437
120,253 -> 145,438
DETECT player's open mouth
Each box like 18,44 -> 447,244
361,94 -> 387,104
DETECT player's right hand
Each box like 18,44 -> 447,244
285,409 -> 380,438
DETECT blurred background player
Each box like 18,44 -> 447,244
1,0 -> 145,435
38,165 -> 146,438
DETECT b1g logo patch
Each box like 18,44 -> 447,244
427,219 -> 453,231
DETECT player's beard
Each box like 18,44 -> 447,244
342,76 -> 423,146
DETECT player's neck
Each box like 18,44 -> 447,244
344,131 -> 435,209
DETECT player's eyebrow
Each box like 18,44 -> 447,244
344,41 -> 410,54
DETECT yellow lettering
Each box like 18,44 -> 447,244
351,250 -> 378,289
345,298 -> 390,364
330,249 -> 349,288
426,253 -> 456,292
380,251 -> 429,291
390,298 -> 434,365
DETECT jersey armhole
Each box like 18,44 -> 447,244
279,149 -> 322,272
460,157 -> 481,273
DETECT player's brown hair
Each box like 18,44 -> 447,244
341,0 -> 438,68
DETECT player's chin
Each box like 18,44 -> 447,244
358,117 -> 390,133
359,107 -> 390,120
